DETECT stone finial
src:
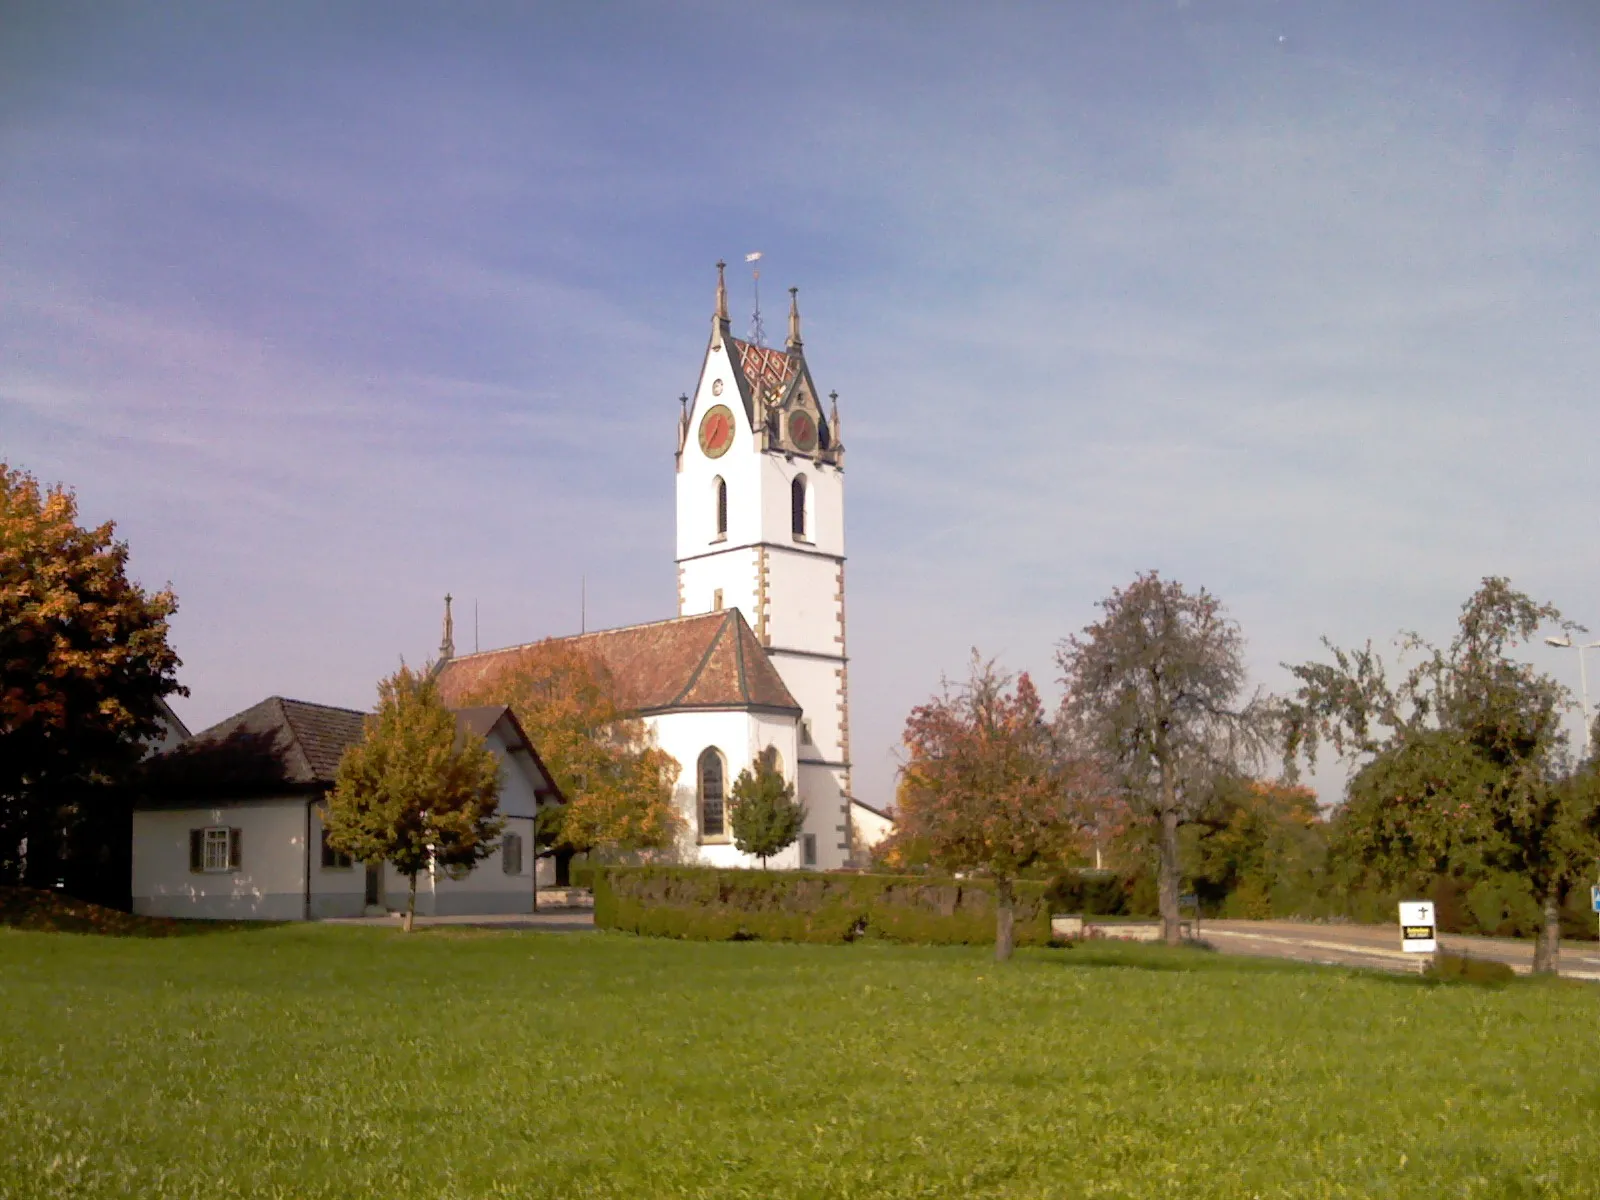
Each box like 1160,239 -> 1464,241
786,286 -> 803,351
829,390 -> 841,445
711,261 -> 729,349
439,593 -> 455,661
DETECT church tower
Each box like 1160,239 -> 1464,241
675,263 -> 852,864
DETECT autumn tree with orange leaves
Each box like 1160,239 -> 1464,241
1,463 -> 184,890
459,641 -> 681,870
891,653 -> 1090,961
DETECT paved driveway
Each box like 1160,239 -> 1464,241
1201,919 -> 1600,980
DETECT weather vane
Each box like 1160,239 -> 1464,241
746,251 -> 765,347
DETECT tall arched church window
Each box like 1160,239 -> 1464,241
713,476 -> 727,538
791,474 -> 807,540
698,748 -> 726,839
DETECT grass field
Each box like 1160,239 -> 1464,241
2,924 -> 1598,1199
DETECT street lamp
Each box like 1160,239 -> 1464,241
1544,635 -> 1600,759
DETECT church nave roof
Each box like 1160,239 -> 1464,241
434,608 -> 801,717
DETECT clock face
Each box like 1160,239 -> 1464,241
711,379 -> 724,396
699,404 -> 735,458
787,409 -> 817,452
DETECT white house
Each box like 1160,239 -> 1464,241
132,696 -> 562,920
434,267 -> 886,870
849,798 -> 895,859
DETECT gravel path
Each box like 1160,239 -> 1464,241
1201,918 -> 1600,979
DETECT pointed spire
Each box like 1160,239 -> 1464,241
711,260 -> 729,349
786,286 -> 803,351
829,390 -> 841,446
439,593 -> 455,661
678,393 -> 689,453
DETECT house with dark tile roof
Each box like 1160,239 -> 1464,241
432,268 -> 890,870
131,696 -> 563,920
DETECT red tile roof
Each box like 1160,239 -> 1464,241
435,609 -> 800,716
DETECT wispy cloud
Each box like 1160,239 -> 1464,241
3,2 -> 1598,807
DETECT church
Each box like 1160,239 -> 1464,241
432,264 -> 871,871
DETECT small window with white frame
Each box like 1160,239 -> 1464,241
190,826 -> 240,874
502,832 -> 524,876
802,833 -> 817,867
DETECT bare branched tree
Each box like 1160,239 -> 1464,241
1057,572 -> 1272,945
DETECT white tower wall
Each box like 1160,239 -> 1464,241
673,279 -> 852,866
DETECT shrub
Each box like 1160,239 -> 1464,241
569,864 -> 596,891
593,866 -> 1055,946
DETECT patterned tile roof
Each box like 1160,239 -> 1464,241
434,608 -> 801,716
731,338 -> 800,399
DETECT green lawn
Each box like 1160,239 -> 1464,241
2,926 -> 1597,1199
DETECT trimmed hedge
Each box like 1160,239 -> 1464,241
594,866 -> 1054,946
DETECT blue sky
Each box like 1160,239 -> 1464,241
5,1 -> 1600,810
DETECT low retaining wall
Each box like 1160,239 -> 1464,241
1052,915 -> 1194,942
595,867 -> 1054,946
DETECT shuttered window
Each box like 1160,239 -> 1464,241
320,828 -> 353,869
191,826 -> 240,873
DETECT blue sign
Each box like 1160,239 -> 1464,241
1591,885 -> 1600,914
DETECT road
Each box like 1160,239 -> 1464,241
1201,919 -> 1600,980
324,909 -> 1600,979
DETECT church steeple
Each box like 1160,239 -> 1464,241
786,287 -> 803,352
711,260 -> 729,349
439,593 -> 455,661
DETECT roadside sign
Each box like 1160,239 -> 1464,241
1590,885 -> 1600,914
1398,900 -> 1437,954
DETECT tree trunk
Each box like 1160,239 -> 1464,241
1532,888 -> 1562,975
403,872 -> 418,934
995,876 -> 1015,963
1158,807 -> 1182,946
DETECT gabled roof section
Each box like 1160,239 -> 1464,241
452,705 -> 566,805
141,697 -> 572,804
143,696 -> 368,797
434,609 -> 801,716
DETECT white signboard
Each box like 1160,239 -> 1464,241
1398,901 -> 1437,954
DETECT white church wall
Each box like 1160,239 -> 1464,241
768,653 -> 847,763
677,342 -> 762,562
759,455 -> 844,558
678,545 -> 760,623
798,762 -> 850,870
762,548 -> 842,657
648,708 -> 802,869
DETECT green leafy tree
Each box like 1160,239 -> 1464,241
1,463 -> 184,889
324,666 -> 504,931
1282,577 -> 1599,973
728,748 -> 806,867
1182,777 -> 1327,919
1057,572 -> 1272,945
891,653 -> 1090,961
457,641 -> 680,870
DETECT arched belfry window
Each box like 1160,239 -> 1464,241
713,476 -> 727,538
698,748 -> 726,839
791,474 -> 808,540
